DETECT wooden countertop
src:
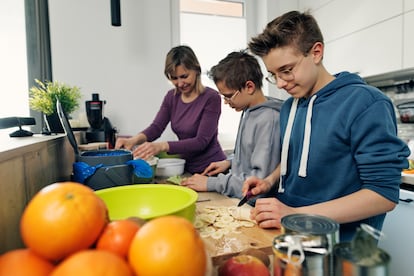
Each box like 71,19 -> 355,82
0,133 -> 66,161
0,132 -> 75,253
195,192 -> 281,266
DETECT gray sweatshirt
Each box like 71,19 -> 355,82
206,96 -> 283,199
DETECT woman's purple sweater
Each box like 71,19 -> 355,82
142,87 -> 226,173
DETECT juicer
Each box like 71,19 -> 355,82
85,93 -> 116,148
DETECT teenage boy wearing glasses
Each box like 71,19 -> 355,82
181,51 -> 283,201
242,11 -> 410,241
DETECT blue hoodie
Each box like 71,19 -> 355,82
277,71 -> 410,242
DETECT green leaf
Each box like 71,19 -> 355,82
29,79 -> 82,115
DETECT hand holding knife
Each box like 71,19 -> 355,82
237,190 -> 253,207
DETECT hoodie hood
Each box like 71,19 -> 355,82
236,97 -> 283,152
248,96 -> 284,112
315,71 -> 367,102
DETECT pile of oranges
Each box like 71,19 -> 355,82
0,182 -> 207,276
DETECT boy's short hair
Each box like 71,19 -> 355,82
248,10 -> 324,57
208,50 -> 263,90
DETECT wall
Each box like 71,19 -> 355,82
297,0 -> 414,77
180,11 -> 247,150
48,0 -> 294,142
48,0 -> 414,141
244,0 -> 414,99
48,0 -> 176,140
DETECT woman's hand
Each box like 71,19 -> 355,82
115,137 -> 136,150
133,141 -> 168,160
250,197 -> 296,229
201,160 -> 230,176
181,174 -> 208,191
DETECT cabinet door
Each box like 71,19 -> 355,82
0,157 -> 26,252
379,189 -> 414,276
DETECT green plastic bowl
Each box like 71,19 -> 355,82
95,184 -> 198,222
156,151 -> 181,159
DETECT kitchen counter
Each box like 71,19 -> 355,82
401,172 -> 414,187
0,133 -> 64,159
0,133 -> 75,254
195,192 -> 280,267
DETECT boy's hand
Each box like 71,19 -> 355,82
242,176 -> 272,197
180,174 -> 208,191
201,160 -> 230,176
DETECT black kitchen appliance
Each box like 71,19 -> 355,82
85,93 -> 117,148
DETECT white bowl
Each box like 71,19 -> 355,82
155,158 -> 185,178
146,156 -> 159,167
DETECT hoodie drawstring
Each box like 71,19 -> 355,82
298,95 -> 317,177
279,98 -> 298,193
278,95 -> 317,193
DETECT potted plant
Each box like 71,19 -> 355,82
29,79 -> 82,133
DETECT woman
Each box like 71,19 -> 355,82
115,45 -> 226,174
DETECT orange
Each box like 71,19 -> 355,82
342,261 -> 354,276
51,249 -> 133,276
96,219 -> 141,258
0,248 -> 54,276
129,215 -> 207,276
20,182 -> 109,261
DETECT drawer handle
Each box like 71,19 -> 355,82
399,198 -> 413,203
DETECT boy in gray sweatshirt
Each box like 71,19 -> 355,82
181,50 -> 283,201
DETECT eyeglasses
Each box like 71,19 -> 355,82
222,90 -> 240,102
266,56 -> 305,84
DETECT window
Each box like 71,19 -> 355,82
1,0 -> 52,135
180,0 -> 246,150
180,0 -> 244,17
0,0 -> 29,119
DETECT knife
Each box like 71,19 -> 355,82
237,190 -> 253,207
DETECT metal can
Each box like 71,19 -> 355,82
281,214 -> 340,246
276,213 -> 340,275
333,224 -> 390,276
273,233 -> 331,276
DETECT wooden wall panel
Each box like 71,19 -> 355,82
0,136 -> 74,254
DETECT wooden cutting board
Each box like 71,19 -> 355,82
196,194 -> 281,266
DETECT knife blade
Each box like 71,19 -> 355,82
237,190 -> 253,207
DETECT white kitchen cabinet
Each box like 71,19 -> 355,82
379,188 -> 414,276
403,10 -> 414,68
